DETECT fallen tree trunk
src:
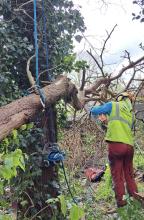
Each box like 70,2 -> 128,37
0,76 -> 81,141
1,72 -> 143,142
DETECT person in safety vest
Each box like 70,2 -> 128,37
90,92 -> 138,208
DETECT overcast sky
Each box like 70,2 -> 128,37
73,0 -> 144,61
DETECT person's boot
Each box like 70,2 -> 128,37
117,200 -> 127,208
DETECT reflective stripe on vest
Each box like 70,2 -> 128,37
109,103 -> 134,129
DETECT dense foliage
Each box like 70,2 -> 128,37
0,0 -> 86,97
0,21 -> 33,105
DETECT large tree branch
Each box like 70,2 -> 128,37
85,77 -> 110,95
0,76 -> 81,141
84,55 -> 144,96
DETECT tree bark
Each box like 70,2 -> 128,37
0,76 -> 81,141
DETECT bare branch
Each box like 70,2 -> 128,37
14,8 -> 34,21
111,55 -> 144,81
87,50 -> 105,77
135,81 -> 144,99
100,24 -> 117,68
30,205 -> 51,220
125,67 -> 136,90
134,79 -> 144,81
19,0 -> 34,9
80,68 -> 86,91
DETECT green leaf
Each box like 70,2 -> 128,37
1,166 -> 13,180
20,124 -> 27,130
4,156 -> 13,167
0,148 -> 25,180
13,149 -> 25,171
58,195 -> 67,217
12,129 -> 18,139
2,138 -> 9,147
69,204 -> 84,220
27,123 -> 34,130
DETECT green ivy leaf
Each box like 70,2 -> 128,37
2,138 -> 9,147
0,149 -> 25,180
13,149 -> 25,171
27,123 -> 34,130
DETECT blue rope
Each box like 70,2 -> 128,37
48,150 -> 65,162
47,145 -> 77,204
61,161 -> 77,204
33,0 -> 39,85
42,0 -> 51,81
33,0 -> 47,107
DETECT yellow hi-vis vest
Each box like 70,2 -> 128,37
105,99 -> 135,146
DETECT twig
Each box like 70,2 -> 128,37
24,191 -> 35,218
125,67 -> 136,90
100,24 -> 117,69
87,50 -> 105,77
30,205 -> 51,220
19,0 -> 34,9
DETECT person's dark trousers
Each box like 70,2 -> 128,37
108,142 -> 138,207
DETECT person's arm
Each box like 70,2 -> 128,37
90,102 -> 112,116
